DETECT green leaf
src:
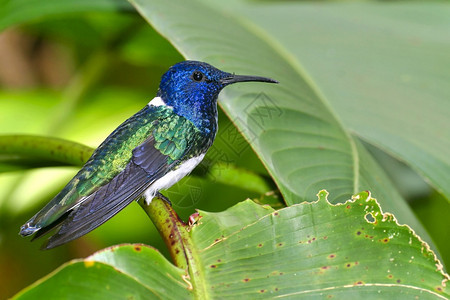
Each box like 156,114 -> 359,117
13,244 -> 192,299
238,2 -> 450,202
129,0 -> 440,254
14,192 -> 449,299
0,0 -> 133,32
190,191 -> 449,298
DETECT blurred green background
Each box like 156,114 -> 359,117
0,4 -> 448,299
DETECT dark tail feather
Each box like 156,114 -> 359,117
30,211 -> 72,241
43,195 -> 137,249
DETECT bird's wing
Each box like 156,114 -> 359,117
21,104 -> 205,248
42,135 -> 175,249
20,105 -> 167,235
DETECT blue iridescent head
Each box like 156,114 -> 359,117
157,61 -> 277,133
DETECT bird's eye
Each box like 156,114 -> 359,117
192,71 -> 204,82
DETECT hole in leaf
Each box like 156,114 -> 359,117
365,213 -> 375,223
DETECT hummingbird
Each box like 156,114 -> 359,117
19,61 -> 278,249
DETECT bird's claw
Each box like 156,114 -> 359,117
156,192 -> 172,206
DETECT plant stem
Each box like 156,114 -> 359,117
0,135 -> 93,167
139,197 -> 207,297
138,196 -> 190,270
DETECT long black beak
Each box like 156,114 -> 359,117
220,74 -> 279,85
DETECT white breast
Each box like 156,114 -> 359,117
143,154 -> 205,204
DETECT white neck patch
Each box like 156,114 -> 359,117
148,96 -> 172,109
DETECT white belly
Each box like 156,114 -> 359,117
143,154 -> 205,204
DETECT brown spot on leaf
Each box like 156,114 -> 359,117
388,274 -> 393,279
321,266 -> 329,270
382,238 -> 389,243
210,265 -> 217,268
257,243 -> 263,248
436,286 -> 443,292
277,242 -> 283,247
134,246 -> 141,252
260,289 -> 266,293
323,236 -> 328,240
328,254 -> 336,259
243,278 -> 250,282
346,205 -> 351,209
355,281 -> 364,285
356,231 -> 361,236
396,279 -> 401,283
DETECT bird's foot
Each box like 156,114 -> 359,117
156,192 -> 172,206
